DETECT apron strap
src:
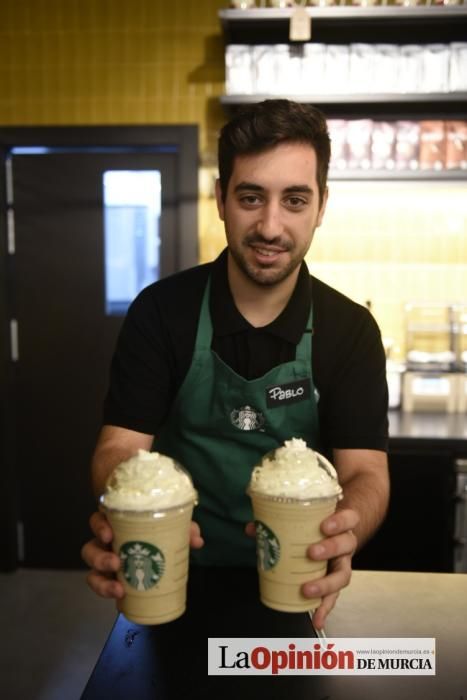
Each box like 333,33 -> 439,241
195,276 -> 313,362
295,303 -> 313,364
194,277 -> 213,351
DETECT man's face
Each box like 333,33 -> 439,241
216,142 -> 328,288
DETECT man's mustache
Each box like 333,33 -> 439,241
243,233 -> 292,250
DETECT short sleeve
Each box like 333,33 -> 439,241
316,304 -> 389,451
102,287 -> 175,434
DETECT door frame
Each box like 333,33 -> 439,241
0,125 -> 198,571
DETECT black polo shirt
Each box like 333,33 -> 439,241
103,249 -> 389,451
209,248 -> 311,381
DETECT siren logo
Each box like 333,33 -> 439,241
255,520 -> 280,570
120,541 -> 165,591
230,405 -> 265,431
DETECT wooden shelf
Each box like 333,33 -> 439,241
221,92 -> 467,105
220,6 -> 467,24
328,169 -> 467,180
220,93 -> 467,118
219,5 -> 467,42
218,4 -> 467,44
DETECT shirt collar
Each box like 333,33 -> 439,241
210,248 -> 311,344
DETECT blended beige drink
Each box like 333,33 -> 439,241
247,438 -> 342,613
100,449 -> 197,625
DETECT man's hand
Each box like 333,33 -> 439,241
245,508 -> 359,630
302,507 -> 359,630
81,512 -> 124,599
81,511 -> 204,599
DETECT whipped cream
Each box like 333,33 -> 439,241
100,449 -> 197,511
249,438 -> 342,500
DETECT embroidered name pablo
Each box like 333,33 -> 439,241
266,379 -> 311,408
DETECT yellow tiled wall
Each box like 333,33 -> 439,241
309,181 -> 467,357
0,0 -> 225,154
1,0 -> 466,355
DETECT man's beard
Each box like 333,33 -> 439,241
229,234 -> 303,287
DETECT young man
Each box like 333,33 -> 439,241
82,100 -> 389,630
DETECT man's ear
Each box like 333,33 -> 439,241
215,178 -> 225,221
317,186 -> 329,228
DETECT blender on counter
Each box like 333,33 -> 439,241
402,302 -> 459,413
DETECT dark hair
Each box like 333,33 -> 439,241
218,99 -> 331,206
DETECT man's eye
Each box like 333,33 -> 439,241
240,195 -> 261,206
285,197 -> 307,208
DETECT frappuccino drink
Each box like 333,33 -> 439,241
248,438 -> 342,613
100,449 -> 197,625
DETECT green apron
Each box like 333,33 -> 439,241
154,277 -> 320,567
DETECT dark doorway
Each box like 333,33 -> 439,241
0,126 -> 198,570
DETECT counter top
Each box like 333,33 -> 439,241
82,568 -> 467,700
325,570 -> 467,698
389,410 -> 467,448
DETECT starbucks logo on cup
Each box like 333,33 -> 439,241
120,541 -> 165,591
255,521 -> 280,571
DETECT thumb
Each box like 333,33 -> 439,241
190,520 -> 204,549
245,521 -> 256,538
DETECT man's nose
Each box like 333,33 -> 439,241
256,202 -> 284,240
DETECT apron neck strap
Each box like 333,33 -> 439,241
295,303 -> 313,363
195,276 -> 313,360
195,276 -> 213,350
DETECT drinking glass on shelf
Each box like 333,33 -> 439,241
394,0 -> 422,6
230,0 -> 256,8
351,0 -> 379,6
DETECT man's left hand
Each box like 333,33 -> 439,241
302,507 -> 359,630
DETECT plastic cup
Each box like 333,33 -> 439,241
248,490 -> 339,612
101,498 -> 196,625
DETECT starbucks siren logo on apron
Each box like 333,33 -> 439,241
120,541 -> 165,590
255,521 -> 280,570
230,405 -> 265,431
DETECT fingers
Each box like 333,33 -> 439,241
89,511 -> 113,545
83,515 -> 205,598
320,507 -> 360,538
190,521 -> 204,549
245,521 -> 256,538
81,538 -> 120,573
82,510 -> 123,600
307,529 -> 357,562
81,536 -> 122,600
311,592 -> 339,631
86,570 -> 125,599
301,553 -> 351,630
302,553 -> 352,599
302,513 -> 358,629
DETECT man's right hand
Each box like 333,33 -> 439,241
81,511 -> 124,599
81,511 -> 204,599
